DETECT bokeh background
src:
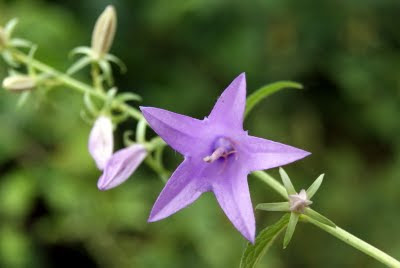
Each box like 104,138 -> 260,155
1,0 -> 400,267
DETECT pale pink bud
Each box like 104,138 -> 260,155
97,144 -> 147,190
88,116 -> 114,170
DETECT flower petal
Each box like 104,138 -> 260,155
140,106 -> 211,157
208,73 -> 246,130
243,135 -> 310,171
88,116 -> 114,170
211,165 -> 255,243
97,144 -> 147,190
148,158 -> 207,222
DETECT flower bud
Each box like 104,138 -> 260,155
288,189 -> 312,213
2,75 -> 36,92
88,116 -> 114,170
91,5 -> 117,57
97,144 -> 147,190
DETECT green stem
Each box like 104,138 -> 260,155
252,171 -> 288,199
304,215 -> 400,267
11,49 -> 142,120
252,171 -> 400,267
91,62 -> 103,92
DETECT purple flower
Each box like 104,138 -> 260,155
88,116 -> 114,170
97,144 -> 147,190
140,73 -> 310,243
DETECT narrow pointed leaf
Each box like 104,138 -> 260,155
69,46 -> 93,58
105,53 -> 127,73
116,92 -> 142,102
306,174 -> 324,199
245,81 -> 303,117
283,213 -> 299,249
240,214 -> 289,268
67,56 -> 91,75
304,208 -> 335,227
279,167 -> 296,195
256,202 -> 290,212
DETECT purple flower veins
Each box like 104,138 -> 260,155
140,73 -> 310,243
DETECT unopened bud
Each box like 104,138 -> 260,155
91,5 -> 117,58
2,75 -> 36,92
89,116 -> 114,170
288,189 -> 313,213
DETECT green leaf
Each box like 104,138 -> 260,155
304,208 -> 335,227
240,214 -> 290,268
245,81 -> 303,118
283,212 -> 299,249
256,202 -> 290,212
279,168 -> 296,195
306,173 -> 324,199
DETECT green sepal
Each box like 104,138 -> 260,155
256,202 -> 290,212
245,81 -> 302,118
240,214 -> 290,268
4,18 -> 19,38
99,59 -> 113,86
283,212 -> 299,249
16,91 -> 31,108
116,92 -> 142,102
105,53 -> 127,73
279,168 -> 296,195
306,174 -> 324,199
304,208 -> 335,227
67,56 -> 91,75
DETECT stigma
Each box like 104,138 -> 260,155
203,137 -> 236,163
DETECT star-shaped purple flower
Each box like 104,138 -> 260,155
140,73 -> 310,243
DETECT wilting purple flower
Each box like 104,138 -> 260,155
88,116 -> 114,170
97,144 -> 147,190
140,73 -> 310,243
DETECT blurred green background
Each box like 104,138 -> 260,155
1,0 -> 400,267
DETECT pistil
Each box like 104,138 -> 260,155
203,137 -> 236,163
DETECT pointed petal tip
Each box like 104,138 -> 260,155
147,211 -> 165,223
248,234 -> 255,244
234,72 -> 247,85
97,180 -> 108,191
139,106 -> 150,113
237,219 -> 256,244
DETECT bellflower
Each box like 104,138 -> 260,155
140,73 -> 310,243
88,116 -> 114,170
97,144 -> 147,190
